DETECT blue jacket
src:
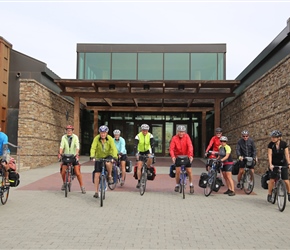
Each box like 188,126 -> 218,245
0,132 -> 9,156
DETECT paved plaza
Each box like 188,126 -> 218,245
1,156 -> 290,250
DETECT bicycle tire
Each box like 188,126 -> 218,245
271,187 -> 277,204
64,170 -> 69,198
243,170 -> 255,195
140,166 -> 147,196
204,171 -> 215,197
0,176 -> 10,205
100,175 -> 105,207
277,180 -> 286,212
179,169 -> 186,199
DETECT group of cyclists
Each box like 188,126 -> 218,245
58,123 -> 290,202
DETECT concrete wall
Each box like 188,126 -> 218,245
221,55 -> 290,174
18,79 -> 74,169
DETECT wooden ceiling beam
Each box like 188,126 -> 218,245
86,106 -> 214,112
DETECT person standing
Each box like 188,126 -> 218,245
134,124 -> 155,189
219,136 -> 235,196
236,130 -> 257,188
113,129 -> 127,186
169,125 -> 194,194
267,130 -> 290,202
59,125 -> 86,194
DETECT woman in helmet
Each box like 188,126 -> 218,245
113,129 -> 127,186
205,127 -> 223,157
267,130 -> 290,203
134,124 -> 155,189
218,136 -> 235,196
236,130 -> 257,188
90,125 -> 118,198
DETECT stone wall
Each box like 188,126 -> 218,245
18,79 -> 75,169
221,55 -> 290,174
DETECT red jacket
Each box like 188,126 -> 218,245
205,135 -> 221,158
169,134 -> 194,158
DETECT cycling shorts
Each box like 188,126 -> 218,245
221,164 -> 233,172
119,154 -> 127,161
270,166 -> 288,180
94,156 -> 113,173
239,160 -> 255,169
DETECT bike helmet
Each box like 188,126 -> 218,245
176,125 -> 186,132
215,127 -> 222,133
141,124 -> 150,130
99,125 -> 109,133
270,130 -> 282,137
66,125 -> 74,130
220,136 -> 228,142
113,129 -> 121,135
241,130 -> 249,135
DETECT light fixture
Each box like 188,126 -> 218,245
143,84 -> 150,90
178,84 -> 185,90
109,84 -> 115,90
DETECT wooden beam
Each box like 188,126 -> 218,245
214,98 -> 221,129
93,110 -> 98,137
202,111 -> 207,156
103,98 -> 112,106
133,98 -> 138,107
86,106 -> 213,112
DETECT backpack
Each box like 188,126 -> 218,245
261,171 -> 270,189
9,171 -> 20,187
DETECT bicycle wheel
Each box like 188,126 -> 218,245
100,175 -> 105,207
277,180 -> 286,212
243,170 -> 255,195
140,167 -> 147,196
64,170 -> 69,198
0,177 -> 10,205
179,170 -> 186,199
204,171 -> 215,197
271,187 -> 277,204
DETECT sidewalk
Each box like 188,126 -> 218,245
1,156 -> 290,249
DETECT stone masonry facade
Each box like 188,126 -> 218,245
18,79 -> 75,169
221,55 -> 290,175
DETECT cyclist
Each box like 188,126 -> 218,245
90,125 -> 118,198
59,125 -> 86,194
0,124 -> 10,182
134,124 -> 155,189
267,130 -> 290,202
113,129 -> 127,186
169,125 -> 194,194
218,136 -> 235,196
205,127 -> 223,169
236,130 -> 257,188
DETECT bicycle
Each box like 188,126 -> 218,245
0,160 -> 10,205
269,165 -> 287,212
204,153 -> 222,197
237,157 -> 255,195
138,154 -> 154,196
108,159 -> 120,190
61,154 -> 76,198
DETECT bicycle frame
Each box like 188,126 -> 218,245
61,154 -> 76,198
204,159 -> 220,197
138,154 -> 152,196
239,157 -> 255,195
270,166 -> 287,212
99,159 -> 108,207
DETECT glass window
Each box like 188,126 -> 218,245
191,53 -> 218,80
164,53 -> 190,80
217,53 -> 224,80
112,53 -> 137,80
77,53 -> 85,79
138,53 -> 163,80
85,53 -> 110,80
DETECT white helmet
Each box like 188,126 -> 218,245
177,125 -> 186,132
141,124 -> 150,130
113,129 -> 121,135
220,136 -> 228,142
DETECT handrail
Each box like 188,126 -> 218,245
8,142 -> 22,172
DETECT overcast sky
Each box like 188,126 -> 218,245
1,1 -> 290,80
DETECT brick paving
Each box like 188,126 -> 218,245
1,156 -> 290,249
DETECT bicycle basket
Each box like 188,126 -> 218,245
213,177 -> 222,192
175,155 -> 190,166
147,166 -> 156,181
62,154 -> 75,164
198,172 -> 208,188
125,160 -> 132,173
169,164 -> 176,178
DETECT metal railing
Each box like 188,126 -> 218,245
8,142 -> 22,172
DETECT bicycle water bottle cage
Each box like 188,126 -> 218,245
62,154 -> 75,164
176,156 -> 189,166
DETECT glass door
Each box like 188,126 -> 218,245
151,123 -> 164,156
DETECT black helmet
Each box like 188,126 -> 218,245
215,127 -> 222,132
270,130 -> 282,137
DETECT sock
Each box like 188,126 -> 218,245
190,183 -> 193,186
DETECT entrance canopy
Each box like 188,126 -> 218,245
55,79 -> 239,110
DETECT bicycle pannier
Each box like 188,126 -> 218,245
147,166 -> 156,181
175,155 -> 190,166
232,160 -> 240,175
261,171 -> 270,189
133,165 -> 138,180
125,160 -> 132,173
169,164 -> 176,178
198,172 -> 208,188
213,177 -> 222,192
9,171 -> 20,187
62,154 -> 75,164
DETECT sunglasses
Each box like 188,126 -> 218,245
242,135 -> 249,138
216,132 -> 222,134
